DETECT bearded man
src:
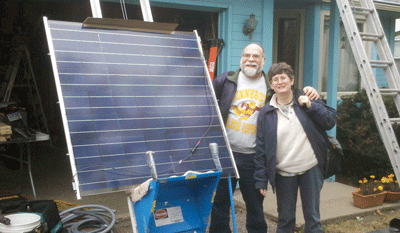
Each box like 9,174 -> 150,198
209,43 -> 319,233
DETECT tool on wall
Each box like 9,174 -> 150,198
336,0 -> 400,180
207,39 -> 224,81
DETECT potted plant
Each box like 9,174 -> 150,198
382,174 -> 400,203
353,175 -> 386,209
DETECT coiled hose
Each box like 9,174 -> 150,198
59,204 -> 117,233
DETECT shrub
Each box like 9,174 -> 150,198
336,89 -> 400,180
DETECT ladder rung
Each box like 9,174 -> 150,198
371,64 -> 389,68
370,60 -> 392,68
360,32 -> 383,38
361,36 -> 379,42
360,32 -> 384,41
390,118 -> 400,124
351,6 -> 374,13
352,11 -> 369,16
380,89 -> 400,96
370,60 -> 392,65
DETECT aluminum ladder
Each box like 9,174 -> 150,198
0,45 -> 51,143
336,0 -> 400,179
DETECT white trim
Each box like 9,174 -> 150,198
89,0 -> 102,18
320,91 -> 359,100
140,0 -> 154,22
375,3 -> 400,12
323,0 -> 400,12
127,195 -> 139,233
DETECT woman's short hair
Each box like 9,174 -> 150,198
267,62 -> 295,83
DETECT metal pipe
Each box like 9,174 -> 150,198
146,151 -> 158,181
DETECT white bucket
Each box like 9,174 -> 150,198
0,213 -> 41,233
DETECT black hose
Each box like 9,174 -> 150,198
59,204 -> 117,233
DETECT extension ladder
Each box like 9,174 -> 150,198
336,0 -> 400,179
0,45 -> 51,143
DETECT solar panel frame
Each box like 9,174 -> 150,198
43,17 -> 237,199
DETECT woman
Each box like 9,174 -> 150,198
254,62 -> 336,232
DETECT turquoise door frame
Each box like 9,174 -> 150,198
304,4 -> 322,88
327,0 -> 340,137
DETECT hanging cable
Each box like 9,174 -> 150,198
120,0 -> 128,20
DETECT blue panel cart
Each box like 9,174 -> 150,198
130,171 -> 221,233
127,144 -> 223,233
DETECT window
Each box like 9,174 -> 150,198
320,15 -> 367,93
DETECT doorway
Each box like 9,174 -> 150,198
273,9 -> 305,88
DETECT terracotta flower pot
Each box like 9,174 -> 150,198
384,191 -> 400,203
352,191 -> 386,209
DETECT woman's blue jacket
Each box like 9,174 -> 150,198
254,89 -> 337,192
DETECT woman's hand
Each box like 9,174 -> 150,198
259,189 -> 267,197
303,86 -> 319,100
298,95 -> 312,109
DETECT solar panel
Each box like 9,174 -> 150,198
43,17 -> 237,198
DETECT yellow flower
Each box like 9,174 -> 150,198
378,186 -> 383,191
373,187 -> 377,191
359,180 -> 363,184
370,175 -> 375,179
357,188 -> 361,192
389,174 -> 395,178
364,179 -> 368,183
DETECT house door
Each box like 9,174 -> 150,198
273,9 -> 305,87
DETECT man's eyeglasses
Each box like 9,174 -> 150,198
242,53 -> 262,60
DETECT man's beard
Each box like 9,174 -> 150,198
241,62 -> 264,78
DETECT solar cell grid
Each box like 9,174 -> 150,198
44,18 -> 236,198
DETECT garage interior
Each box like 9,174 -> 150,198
0,0 -> 219,198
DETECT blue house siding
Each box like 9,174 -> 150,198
101,0 -> 399,98
222,2 -> 273,73
228,2 -> 274,72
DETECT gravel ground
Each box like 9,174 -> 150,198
111,207 -> 400,232
65,205 -> 400,232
